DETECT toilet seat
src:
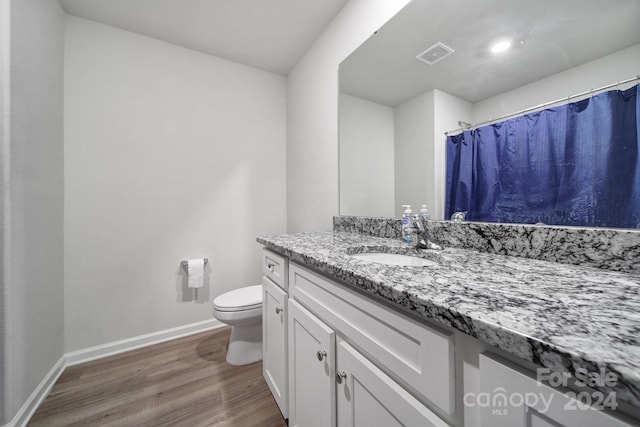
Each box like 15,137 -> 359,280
213,285 -> 262,312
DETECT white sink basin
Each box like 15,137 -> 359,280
350,252 -> 438,267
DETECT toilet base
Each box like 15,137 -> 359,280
226,322 -> 262,365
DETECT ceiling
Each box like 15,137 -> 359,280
339,0 -> 640,106
59,0 -> 349,75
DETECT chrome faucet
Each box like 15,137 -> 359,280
410,215 -> 443,251
450,211 -> 467,221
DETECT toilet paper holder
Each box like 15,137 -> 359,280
181,258 -> 209,271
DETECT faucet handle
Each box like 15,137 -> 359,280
411,214 -> 425,231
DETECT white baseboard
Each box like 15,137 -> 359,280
3,355 -> 66,427
3,318 -> 224,427
65,318 -> 223,366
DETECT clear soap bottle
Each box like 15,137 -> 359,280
401,205 -> 413,243
420,205 -> 430,222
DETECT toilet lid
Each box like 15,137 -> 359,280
213,285 -> 262,311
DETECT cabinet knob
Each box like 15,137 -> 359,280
336,371 -> 347,384
275,307 -> 283,314
316,350 -> 327,361
267,262 -> 275,271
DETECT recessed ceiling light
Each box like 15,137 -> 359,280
490,39 -> 512,54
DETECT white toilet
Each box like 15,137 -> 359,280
212,285 -> 263,365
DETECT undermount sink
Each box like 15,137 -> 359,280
349,252 -> 439,267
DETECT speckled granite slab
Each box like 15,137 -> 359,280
334,216 -> 640,272
257,231 -> 640,408
333,215 -> 402,239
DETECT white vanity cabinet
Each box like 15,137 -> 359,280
261,249 -> 289,418
479,354 -> 635,427
287,296 -> 445,427
288,262 -> 455,414
336,338 -> 448,427
287,261 -> 452,427
260,247 -> 639,427
288,299 -> 336,427
262,276 -> 288,417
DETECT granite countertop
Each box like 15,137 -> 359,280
257,231 -> 640,408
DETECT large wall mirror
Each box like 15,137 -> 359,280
339,0 -> 640,227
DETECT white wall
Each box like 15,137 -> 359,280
473,43 -> 640,123
0,2 -> 8,420
393,90 -> 434,218
64,16 -> 287,352
286,0 -> 411,232
339,94 -> 395,217
340,88 -> 471,221
1,0 -> 65,423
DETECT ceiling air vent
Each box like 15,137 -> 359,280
416,42 -> 455,65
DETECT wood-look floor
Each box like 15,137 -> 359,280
29,327 -> 287,427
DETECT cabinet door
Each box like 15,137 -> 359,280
479,353 -> 634,427
336,339 -> 448,427
289,299 -> 336,427
262,276 -> 288,418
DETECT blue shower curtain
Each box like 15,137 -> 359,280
446,84 -> 640,228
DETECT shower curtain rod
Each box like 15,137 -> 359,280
444,74 -> 640,136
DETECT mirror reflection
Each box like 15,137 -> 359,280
339,0 -> 640,228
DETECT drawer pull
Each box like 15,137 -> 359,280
266,262 -> 275,271
336,371 -> 347,384
316,350 -> 327,361
275,307 -> 283,314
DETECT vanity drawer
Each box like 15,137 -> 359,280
289,262 -> 455,415
262,249 -> 288,291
